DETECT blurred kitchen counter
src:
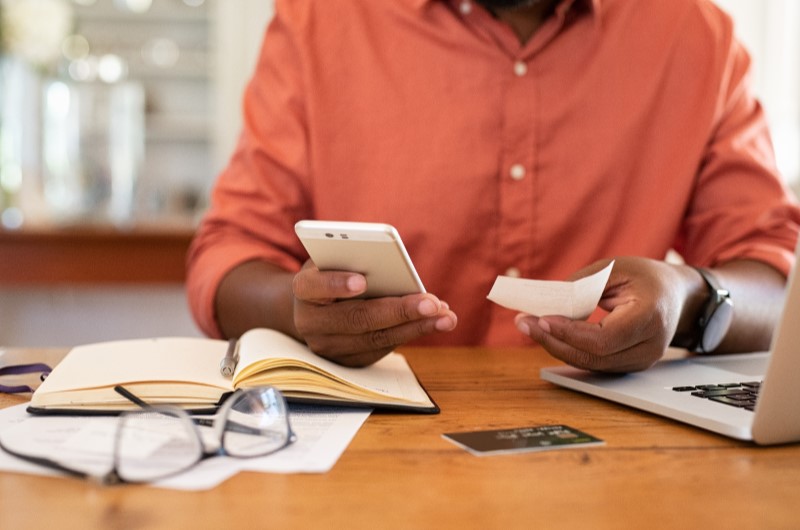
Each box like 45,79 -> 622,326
0,219 -> 196,284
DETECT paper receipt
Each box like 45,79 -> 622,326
486,261 -> 614,320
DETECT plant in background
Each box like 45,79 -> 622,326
0,0 -> 73,70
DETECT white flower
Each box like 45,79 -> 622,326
1,0 -> 74,68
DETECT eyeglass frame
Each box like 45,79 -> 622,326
0,363 -> 52,393
0,385 -> 297,485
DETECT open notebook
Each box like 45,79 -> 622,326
27,328 -> 439,415
541,243 -> 800,445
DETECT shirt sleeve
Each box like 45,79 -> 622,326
677,21 -> 800,276
186,3 -> 313,338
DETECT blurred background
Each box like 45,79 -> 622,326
0,0 -> 272,346
0,0 -> 797,347
1,0 -> 272,227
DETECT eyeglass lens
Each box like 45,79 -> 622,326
223,387 -> 292,457
115,410 -> 201,483
114,387 -> 292,482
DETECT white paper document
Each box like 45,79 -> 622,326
487,261 -> 614,320
0,403 -> 370,491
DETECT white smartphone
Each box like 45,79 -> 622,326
294,220 -> 425,298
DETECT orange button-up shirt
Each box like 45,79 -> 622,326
188,0 -> 800,346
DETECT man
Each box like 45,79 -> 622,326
187,0 -> 800,372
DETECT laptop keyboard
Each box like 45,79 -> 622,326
672,381 -> 762,411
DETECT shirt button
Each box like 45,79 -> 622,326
510,164 -> 526,181
513,61 -> 527,77
459,1 -> 472,15
505,267 -> 522,278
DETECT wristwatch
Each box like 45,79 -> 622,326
691,268 -> 734,353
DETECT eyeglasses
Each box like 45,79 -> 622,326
0,362 -> 52,393
0,386 -> 296,485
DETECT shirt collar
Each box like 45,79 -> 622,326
404,0 -> 602,18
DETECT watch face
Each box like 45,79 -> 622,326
701,298 -> 734,352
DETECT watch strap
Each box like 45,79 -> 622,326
692,267 -> 732,353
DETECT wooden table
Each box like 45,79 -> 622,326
0,346 -> 798,529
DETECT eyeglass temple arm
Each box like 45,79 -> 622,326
0,363 -> 53,394
113,385 -> 152,409
113,385 -> 286,438
113,385 -> 216,428
0,437 -> 92,481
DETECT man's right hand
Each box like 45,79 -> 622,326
291,261 -> 457,366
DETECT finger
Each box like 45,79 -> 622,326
313,349 -> 390,368
517,315 -> 634,371
292,266 -> 367,302
565,258 -> 615,281
517,314 -> 660,372
534,298 -> 649,354
307,313 -> 458,367
298,293 -> 453,336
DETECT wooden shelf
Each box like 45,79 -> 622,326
0,223 -> 195,285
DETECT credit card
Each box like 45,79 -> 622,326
442,424 -> 604,456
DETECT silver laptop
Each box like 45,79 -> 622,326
541,245 -> 800,445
